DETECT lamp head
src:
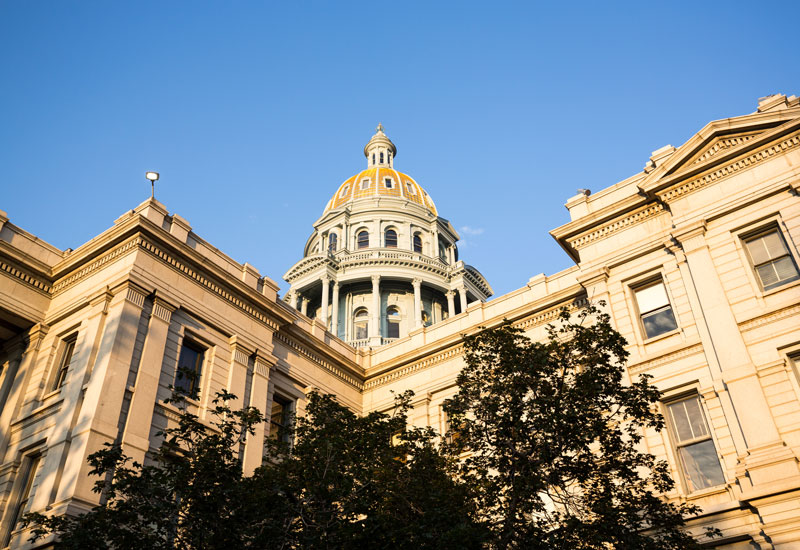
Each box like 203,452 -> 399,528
145,171 -> 159,182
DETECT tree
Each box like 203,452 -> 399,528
24,390 -> 484,549
256,390 -> 485,549
442,304 -> 716,549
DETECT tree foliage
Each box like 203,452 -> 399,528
442,304 -> 713,549
24,391 -> 483,549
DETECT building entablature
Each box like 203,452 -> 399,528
551,95 -> 800,265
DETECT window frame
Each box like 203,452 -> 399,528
413,233 -> 423,254
384,228 -> 398,248
174,339 -> 206,399
386,306 -> 401,339
405,182 -> 416,195
338,184 -> 350,198
356,230 -> 369,249
50,333 -> 77,391
328,232 -> 338,254
741,225 -> 800,292
384,177 -> 394,189
662,393 -> 726,494
353,307 -> 369,340
269,393 -> 294,445
2,454 -> 42,547
360,178 -> 371,190
631,277 -> 679,341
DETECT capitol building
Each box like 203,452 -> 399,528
1,94 -> 800,548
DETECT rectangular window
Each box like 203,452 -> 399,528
744,229 -> 800,291
666,396 -> 725,492
269,395 -> 292,444
175,341 -> 204,398
384,177 -> 393,188
634,280 -> 678,339
52,335 -> 77,391
3,455 -> 41,546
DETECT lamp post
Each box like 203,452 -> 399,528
146,171 -> 160,198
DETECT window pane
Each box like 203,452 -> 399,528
756,262 -> 780,288
668,401 -> 694,442
773,256 -> 800,283
641,306 -> 678,338
385,230 -> 397,248
635,282 -> 670,314
762,231 -> 788,259
357,232 -> 369,249
387,322 -> 399,338
683,397 -> 708,439
176,345 -> 202,396
679,440 -> 725,491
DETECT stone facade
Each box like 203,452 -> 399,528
1,94 -> 800,548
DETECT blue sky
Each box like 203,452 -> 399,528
1,1 -> 797,298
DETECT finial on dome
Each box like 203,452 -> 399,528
364,123 -> 397,168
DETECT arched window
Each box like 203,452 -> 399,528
357,231 -> 369,249
328,233 -> 338,253
385,229 -> 397,248
354,308 -> 369,340
386,306 -> 400,338
413,234 -> 423,253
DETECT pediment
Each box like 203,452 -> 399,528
638,107 -> 800,196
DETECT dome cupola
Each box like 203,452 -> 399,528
364,123 -> 397,168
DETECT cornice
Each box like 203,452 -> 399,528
273,331 -> 364,391
657,131 -> 800,203
738,303 -> 800,333
628,343 -> 704,375
0,255 -> 52,295
363,297 -> 588,391
567,202 -> 668,251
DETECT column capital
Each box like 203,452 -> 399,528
412,277 -> 422,288
445,289 -> 455,298
152,293 -> 177,323
253,350 -> 278,377
229,335 -> 255,366
321,274 -> 330,283
670,220 -> 708,253
332,280 -> 340,289
371,274 -> 381,284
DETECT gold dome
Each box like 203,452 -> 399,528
324,167 -> 438,215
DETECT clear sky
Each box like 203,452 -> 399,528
1,1 -> 797,298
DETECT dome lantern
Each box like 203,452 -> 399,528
364,123 -> 397,168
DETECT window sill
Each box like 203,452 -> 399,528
642,327 -> 681,345
760,277 -> 800,297
685,483 -> 729,500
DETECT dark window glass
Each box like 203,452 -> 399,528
439,239 -> 448,263
175,342 -> 204,398
385,229 -> 397,248
269,395 -> 292,444
387,307 -> 400,338
380,152 -> 384,164
53,336 -> 76,390
328,233 -> 338,253
4,455 -> 41,546
354,309 -> 369,339
634,281 -> 678,339
384,177 -> 393,188
357,231 -> 369,249
413,234 -> 423,253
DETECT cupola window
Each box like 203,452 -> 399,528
361,178 -> 370,190
405,182 -> 415,195
328,233 -> 338,253
386,306 -> 401,338
357,230 -> 369,249
413,234 -> 423,253
372,154 -> 376,165
380,152 -> 384,164
354,308 -> 369,340
384,177 -> 393,189
385,229 -> 398,248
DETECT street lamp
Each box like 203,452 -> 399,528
146,171 -> 159,198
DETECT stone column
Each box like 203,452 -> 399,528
671,221 -> 796,491
446,290 -> 456,317
331,281 -> 340,336
243,350 -> 275,476
300,297 -> 308,316
458,286 -> 468,312
370,275 -> 381,341
320,275 -> 330,327
288,290 -> 297,310
413,278 -> 423,328
122,294 -> 176,465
